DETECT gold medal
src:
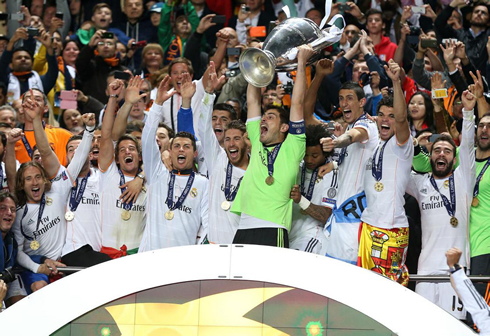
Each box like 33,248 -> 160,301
221,201 -> 231,211
450,216 -> 459,227
121,210 -> 131,221
30,240 -> 40,250
65,211 -> 75,222
472,197 -> 479,207
165,210 -> 174,220
374,181 -> 384,192
265,176 -> 274,185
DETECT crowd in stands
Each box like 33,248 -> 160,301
0,0 -> 489,329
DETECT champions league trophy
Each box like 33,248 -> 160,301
239,16 -> 344,87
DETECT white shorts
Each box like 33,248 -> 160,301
4,275 -> 27,301
324,221 -> 360,264
416,281 -> 467,319
290,235 -> 328,255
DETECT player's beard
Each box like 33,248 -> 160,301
430,159 -> 454,178
477,137 -> 490,151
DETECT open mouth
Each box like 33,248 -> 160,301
436,159 -> 447,170
214,127 -> 223,136
260,124 -> 268,136
380,123 -> 390,131
124,156 -> 134,163
228,148 -> 239,159
343,110 -> 352,119
177,154 -> 186,164
32,187 -> 41,197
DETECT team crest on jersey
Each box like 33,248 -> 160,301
46,197 -> 53,206
190,188 -> 198,198
443,180 -> 449,189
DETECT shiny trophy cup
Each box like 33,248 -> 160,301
239,17 -> 343,87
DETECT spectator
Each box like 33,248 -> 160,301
365,9 -> 397,62
76,30 -> 127,104
229,0 -> 277,45
135,43 -> 164,79
159,3 -> 200,66
0,105 -> 17,128
0,27 -> 58,105
435,0 -> 490,71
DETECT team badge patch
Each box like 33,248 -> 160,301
190,188 -> 198,198
46,197 -> 53,206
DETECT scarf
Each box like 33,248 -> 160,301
7,71 -> 43,104
94,49 -> 120,67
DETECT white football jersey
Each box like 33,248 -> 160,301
361,135 -> 414,229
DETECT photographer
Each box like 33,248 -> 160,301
0,191 -> 26,307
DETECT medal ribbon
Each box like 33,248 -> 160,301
473,158 -> 490,198
167,171 -> 195,211
430,174 -> 456,218
21,121 -> 46,158
300,165 -> 319,201
69,171 -> 91,212
371,140 -> 389,181
20,193 -> 46,242
338,114 -> 368,166
118,168 -> 141,211
224,161 -> 242,202
266,143 -> 282,177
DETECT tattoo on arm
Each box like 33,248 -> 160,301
305,204 -> 332,224
334,133 -> 353,148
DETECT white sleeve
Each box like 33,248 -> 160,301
67,129 -> 93,179
236,20 -> 248,45
198,93 -> 223,173
406,171 -> 423,200
142,103 -> 165,185
458,108 -> 477,194
198,179 -> 209,244
452,270 -> 490,334
392,135 -> 414,161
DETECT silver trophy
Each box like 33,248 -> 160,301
239,17 -> 343,87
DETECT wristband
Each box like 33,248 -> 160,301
298,196 -> 311,210
449,263 -> 462,274
85,124 -> 95,132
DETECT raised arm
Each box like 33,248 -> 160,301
36,28 -> 59,94
247,83 -> 262,119
67,113 -> 95,178
99,80 -> 125,171
469,70 -> 490,118
460,90 -> 477,190
198,61 -> 226,172
6,129 -> 22,191
290,45 -> 315,122
142,76 -> 175,184
385,60 -> 410,144
23,90 -> 60,178
178,72 -> 197,135
304,59 -> 333,126
112,76 -> 148,141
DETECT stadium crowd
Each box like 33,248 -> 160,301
0,0 -> 489,328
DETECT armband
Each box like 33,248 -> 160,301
289,120 -> 305,135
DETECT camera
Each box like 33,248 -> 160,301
359,72 -> 371,87
0,267 -> 18,284
283,82 -> 294,95
409,26 -> 421,36
241,4 -> 250,13
225,69 -> 240,78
